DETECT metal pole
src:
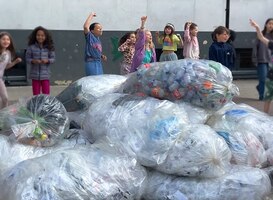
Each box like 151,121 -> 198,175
225,0 -> 230,28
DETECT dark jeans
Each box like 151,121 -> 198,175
257,63 -> 269,99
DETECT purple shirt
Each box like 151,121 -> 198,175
130,30 -> 156,72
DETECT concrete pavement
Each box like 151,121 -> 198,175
6,79 -> 272,115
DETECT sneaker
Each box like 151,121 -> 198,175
259,96 -> 264,101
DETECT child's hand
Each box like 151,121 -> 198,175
249,19 -> 259,29
141,16 -> 147,22
101,54 -> 107,61
15,57 -> 22,64
91,12 -> 96,17
32,59 -> 41,64
41,59 -> 49,64
187,22 -> 192,27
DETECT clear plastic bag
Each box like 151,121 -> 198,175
0,95 -> 69,147
0,129 -> 92,175
56,74 -> 127,112
143,165 -> 271,200
0,142 -> 147,200
121,59 -> 239,110
207,103 -> 271,167
156,124 -> 231,177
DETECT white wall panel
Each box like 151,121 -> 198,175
1,0 -> 272,31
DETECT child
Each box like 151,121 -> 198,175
250,19 -> 273,113
130,16 -> 156,73
183,22 -> 200,59
118,32 -> 136,75
26,26 -> 55,95
250,19 -> 273,51
155,23 -> 183,61
0,32 -> 22,109
209,26 -> 235,70
83,12 -> 107,76
252,18 -> 273,101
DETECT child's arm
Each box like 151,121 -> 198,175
6,57 -> 22,69
83,12 -> 96,35
184,22 -> 192,42
249,19 -> 269,46
176,34 -> 184,47
118,39 -> 130,52
208,45 -> 218,62
134,16 -> 147,50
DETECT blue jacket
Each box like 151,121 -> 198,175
209,41 -> 235,69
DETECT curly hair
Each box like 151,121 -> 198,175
28,26 -> 55,51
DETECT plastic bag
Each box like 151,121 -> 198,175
156,124 -> 231,177
0,143 -> 147,200
56,74 -> 127,112
0,95 -> 69,147
121,59 -> 239,110
0,129 -> 92,175
142,165 -> 271,200
207,103 -> 270,167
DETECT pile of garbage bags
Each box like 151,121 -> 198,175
0,59 -> 273,199
83,93 -> 231,177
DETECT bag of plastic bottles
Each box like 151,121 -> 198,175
142,165 -> 271,200
0,95 -> 69,147
56,74 -> 127,112
155,124 -> 231,177
207,103 -> 269,167
0,143 -> 147,200
121,59 -> 239,110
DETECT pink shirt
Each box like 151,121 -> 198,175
0,50 -> 11,78
183,27 -> 200,59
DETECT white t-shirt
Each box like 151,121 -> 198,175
0,50 -> 11,78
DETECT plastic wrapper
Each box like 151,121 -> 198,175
83,94 -> 231,177
207,103 -> 270,167
56,74 -> 127,112
0,129 -> 92,175
156,124 -> 231,177
0,95 -> 69,147
121,59 -> 239,110
143,165 -> 271,200
0,143 -> 147,200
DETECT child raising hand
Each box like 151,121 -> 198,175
130,16 -> 156,73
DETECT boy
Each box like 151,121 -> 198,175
209,26 -> 235,70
